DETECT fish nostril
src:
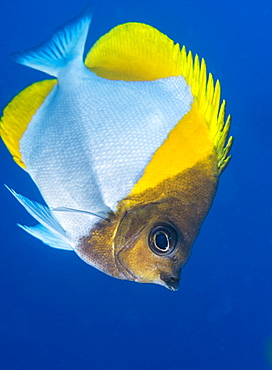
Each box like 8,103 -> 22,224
172,255 -> 178,263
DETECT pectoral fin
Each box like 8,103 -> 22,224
6,186 -> 72,250
19,224 -> 73,250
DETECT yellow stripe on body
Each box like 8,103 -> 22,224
0,79 -> 57,168
130,100 -> 213,195
86,22 -> 233,195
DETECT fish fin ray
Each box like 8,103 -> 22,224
12,5 -> 92,76
18,224 -> 73,250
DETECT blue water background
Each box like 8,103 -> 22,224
0,0 -> 271,369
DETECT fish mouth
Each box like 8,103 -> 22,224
160,273 -> 180,291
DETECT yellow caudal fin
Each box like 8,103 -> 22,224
85,23 -> 232,173
0,79 -> 57,168
85,23 -> 180,81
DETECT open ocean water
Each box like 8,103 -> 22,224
0,0 -> 271,369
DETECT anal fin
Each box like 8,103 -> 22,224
0,80 -> 57,168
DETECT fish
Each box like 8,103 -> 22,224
0,5 -> 233,291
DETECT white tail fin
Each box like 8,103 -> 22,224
12,5 -> 92,77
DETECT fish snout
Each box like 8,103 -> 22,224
160,272 -> 180,291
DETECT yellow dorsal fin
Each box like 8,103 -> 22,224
0,79 -> 57,168
85,22 -> 232,173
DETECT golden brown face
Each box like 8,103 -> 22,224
113,202 -> 190,290
114,210 -> 183,290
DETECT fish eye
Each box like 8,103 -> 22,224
148,224 -> 178,256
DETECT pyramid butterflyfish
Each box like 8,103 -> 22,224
0,6 -> 232,291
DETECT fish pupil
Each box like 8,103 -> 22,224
155,231 -> 169,251
148,224 -> 178,256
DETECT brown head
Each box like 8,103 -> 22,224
76,156 -> 218,291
